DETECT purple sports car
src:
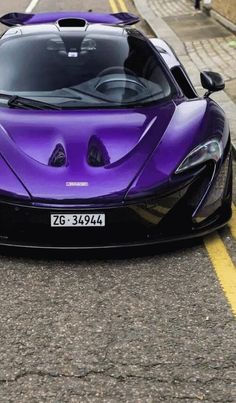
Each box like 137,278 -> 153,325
0,11 -> 232,248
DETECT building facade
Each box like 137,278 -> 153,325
210,0 -> 236,25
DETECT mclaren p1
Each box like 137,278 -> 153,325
0,11 -> 232,248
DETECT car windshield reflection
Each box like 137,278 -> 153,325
0,31 -> 175,108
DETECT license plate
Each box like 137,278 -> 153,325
51,214 -> 105,227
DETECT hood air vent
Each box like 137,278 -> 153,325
49,144 -> 67,167
87,136 -> 110,167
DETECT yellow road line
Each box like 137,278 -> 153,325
109,0 -> 119,13
118,0 -> 129,12
204,232 -> 236,316
109,0 -> 129,13
228,204 -> 236,240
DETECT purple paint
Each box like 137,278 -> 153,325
0,12 -> 140,27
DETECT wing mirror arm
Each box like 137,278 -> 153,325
204,90 -> 213,98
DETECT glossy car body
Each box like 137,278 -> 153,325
0,12 -> 232,248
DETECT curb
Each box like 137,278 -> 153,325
232,143 -> 236,160
210,10 -> 236,34
134,0 -> 236,161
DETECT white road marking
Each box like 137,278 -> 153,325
25,0 -> 40,13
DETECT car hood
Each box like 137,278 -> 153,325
0,103 -> 175,202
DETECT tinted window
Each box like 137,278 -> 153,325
0,32 -> 175,108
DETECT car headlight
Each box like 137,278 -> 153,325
175,139 -> 223,174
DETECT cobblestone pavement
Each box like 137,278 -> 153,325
185,36 -> 236,81
148,0 -> 195,18
147,0 -> 236,82
135,0 -> 236,153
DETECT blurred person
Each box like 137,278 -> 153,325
194,0 -> 201,9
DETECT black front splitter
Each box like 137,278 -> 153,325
0,218 -> 229,250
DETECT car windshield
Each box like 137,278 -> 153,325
0,30 -> 175,109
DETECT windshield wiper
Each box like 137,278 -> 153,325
7,95 -> 61,110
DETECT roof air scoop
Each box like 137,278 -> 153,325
57,18 -> 87,29
49,144 -> 67,167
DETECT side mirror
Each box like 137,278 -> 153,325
200,71 -> 225,98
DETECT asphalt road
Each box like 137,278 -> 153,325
0,1 -> 236,402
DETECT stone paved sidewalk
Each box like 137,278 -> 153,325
134,0 -> 236,156
148,0 -> 195,18
185,37 -> 236,81
146,0 -> 236,82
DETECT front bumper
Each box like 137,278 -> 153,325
0,153 -> 232,249
0,208 -> 231,250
